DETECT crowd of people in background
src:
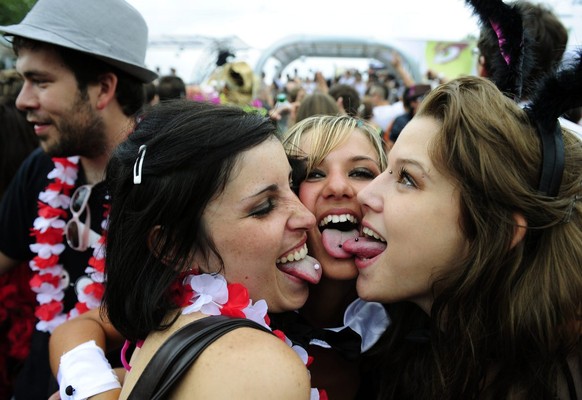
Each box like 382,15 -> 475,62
0,0 -> 582,399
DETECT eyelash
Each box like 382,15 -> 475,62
396,167 -> 417,188
306,168 -> 377,180
251,198 -> 276,218
350,168 -> 377,180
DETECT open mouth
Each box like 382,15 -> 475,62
342,226 -> 387,261
276,243 -> 322,284
319,213 -> 360,258
362,226 -> 386,243
276,243 -> 309,264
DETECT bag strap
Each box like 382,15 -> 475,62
127,315 -> 271,400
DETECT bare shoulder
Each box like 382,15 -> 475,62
171,326 -> 311,399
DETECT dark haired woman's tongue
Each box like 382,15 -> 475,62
277,255 -> 322,284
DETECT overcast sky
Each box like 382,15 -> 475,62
125,0 -> 582,81
126,0 -> 481,47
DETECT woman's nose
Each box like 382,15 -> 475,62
288,197 -> 316,231
322,171 -> 355,199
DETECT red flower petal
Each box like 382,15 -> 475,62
88,256 -> 105,273
29,273 -> 60,289
169,279 -> 194,307
31,254 -> 60,268
221,284 -> 250,318
35,301 -> 63,321
84,283 -> 104,300
30,226 -> 64,244
37,202 -> 68,219
272,329 -> 287,342
75,302 -> 90,315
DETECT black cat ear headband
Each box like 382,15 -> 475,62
466,0 -> 582,197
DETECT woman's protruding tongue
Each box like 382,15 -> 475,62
277,255 -> 322,284
322,228 -> 359,258
342,236 -> 386,259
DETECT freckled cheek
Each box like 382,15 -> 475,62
298,184 -> 319,211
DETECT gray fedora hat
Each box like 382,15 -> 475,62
0,0 -> 157,83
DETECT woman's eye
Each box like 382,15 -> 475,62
306,169 -> 325,180
349,167 -> 377,180
396,168 -> 417,188
250,199 -> 276,218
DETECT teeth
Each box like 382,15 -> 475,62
276,243 -> 308,264
363,227 -> 386,242
318,213 -> 358,227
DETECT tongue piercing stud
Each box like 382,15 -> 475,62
389,170 -> 393,174
314,264 -> 320,270
338,244 -> 342,248
355,237 -> 359,242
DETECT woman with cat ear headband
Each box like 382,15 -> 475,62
342,0 -> 582,397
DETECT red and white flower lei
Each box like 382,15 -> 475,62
170,272 -> 327,400
28,156 -> 108,333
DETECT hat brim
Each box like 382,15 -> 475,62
0,23 -> 158,83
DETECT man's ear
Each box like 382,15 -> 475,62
95,72 -> 118,110
510,212 -> 527,249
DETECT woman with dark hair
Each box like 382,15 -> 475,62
49,100 -> 324,399
344,74 -> 582,399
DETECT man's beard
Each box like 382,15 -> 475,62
45,94 -> 108,159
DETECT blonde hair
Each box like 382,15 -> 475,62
282,114 -> 387,174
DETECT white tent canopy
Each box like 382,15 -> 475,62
254,35 -> 422,82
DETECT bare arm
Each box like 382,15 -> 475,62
49,307 -> 124,375
49,307 -> 125,400
392,52 -> 416,88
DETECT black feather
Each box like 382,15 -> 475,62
465,0 -> 534,99
526,50 -> 582,196
528,50 -> 582,129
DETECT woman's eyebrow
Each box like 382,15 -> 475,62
243,184 -> 278,200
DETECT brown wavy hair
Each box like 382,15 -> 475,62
369,76 -> 582,399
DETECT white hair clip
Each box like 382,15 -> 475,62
133,145 -> 147,184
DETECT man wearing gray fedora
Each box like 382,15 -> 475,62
0,0 -> 157,398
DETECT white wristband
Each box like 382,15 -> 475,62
57,340 -> 121,400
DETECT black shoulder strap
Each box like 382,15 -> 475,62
127,315 -> 271,400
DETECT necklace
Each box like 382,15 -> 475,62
28,156 -> 107,333
122,272 -> 326,399
177,273 -> 326,399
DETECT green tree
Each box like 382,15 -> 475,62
0,0 -> 35,26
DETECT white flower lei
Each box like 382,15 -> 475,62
28,157 -> 107,333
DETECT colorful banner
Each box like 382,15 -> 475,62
425,40 -> 477,81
